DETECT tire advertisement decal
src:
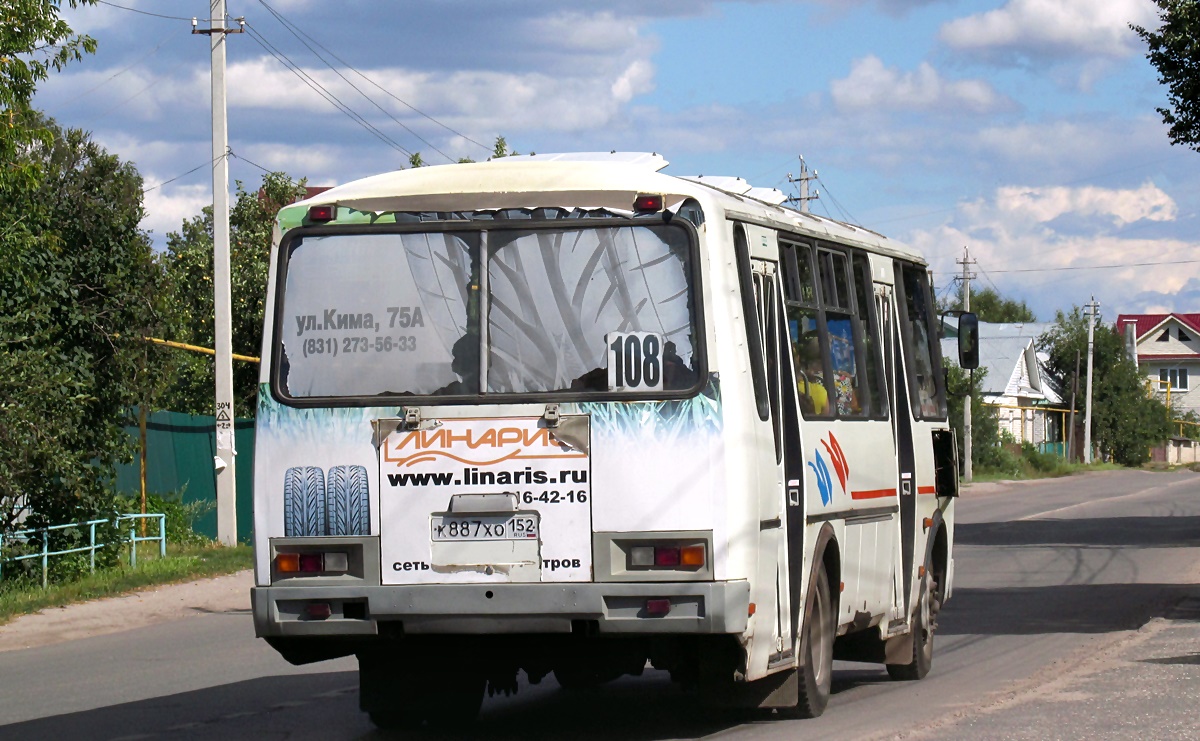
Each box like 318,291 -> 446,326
379,416 -> 592,585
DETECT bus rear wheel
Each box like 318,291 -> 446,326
887,570 -> 934,681
795,563 -> 835,718
360,657 -> 485,730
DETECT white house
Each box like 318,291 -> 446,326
942,321 -> 1064,448
1116,313 -> 1200,416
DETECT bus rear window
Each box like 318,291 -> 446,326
275,222 -> 701,401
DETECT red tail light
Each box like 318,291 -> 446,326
633,194 -> 663,213
307,204 -> 335,222
654,547 -> 681,566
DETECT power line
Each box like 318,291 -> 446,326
142,153 -> 227,194
241,21 -> 413,157
814,173 -> 858,225
933,257 -> 1200,276
256,0 -> 483,159
60,32 -> 174,106
85,55 -> 189,124
95,0 -> 193,21
230,150 -> 272,174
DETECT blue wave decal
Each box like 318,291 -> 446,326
808,452 -> 833,507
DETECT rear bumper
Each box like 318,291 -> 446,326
252,579 -> 751,637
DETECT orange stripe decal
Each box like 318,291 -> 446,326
918,486 -> 938,495
851,489 -> 896,500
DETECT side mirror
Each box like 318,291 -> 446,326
958,312 -> 979,370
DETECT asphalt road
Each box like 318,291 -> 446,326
2,468 -> 1199,740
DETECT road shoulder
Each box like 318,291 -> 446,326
0,569 -> 253,652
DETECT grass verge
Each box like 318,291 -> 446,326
0,543 -> 252,627
968,460 -> 1125,484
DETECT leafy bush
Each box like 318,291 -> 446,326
1020,442 -> 1062,473
114,488 -> 213,547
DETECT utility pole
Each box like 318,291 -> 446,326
787,156 -> 820,213
1084,297 -> 1100,465
957,247 -> 976,482
194,3 -> 244,546
1068,349 -> 1079,463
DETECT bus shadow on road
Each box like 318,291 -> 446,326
938,582 -> 1200,635
0,668 -> 757,740
956,515 -> 1200,549
941,515 -> 1200,636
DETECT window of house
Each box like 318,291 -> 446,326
1181,329 -> 1192,342
1157,328 -> 1171,342
1159,368 -> 1190,392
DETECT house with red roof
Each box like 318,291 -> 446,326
1116,313 -> 1200,414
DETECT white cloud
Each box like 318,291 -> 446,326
830,56 -> 1012,114
972,119 -> 1159,179
906,183 -> 1195,319
227,56 -> 656,135
994,182 -> 1176,226
236,143 -> 342,184
141,182 -> 210,242
939,0 -> 1159,63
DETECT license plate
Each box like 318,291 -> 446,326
430,513 -> 539,541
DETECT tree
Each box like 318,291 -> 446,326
944,362 -> 1004,472
0,2 -> 169,553
0,114 -> 169,546
1038,308 -> 1171,466
0,0 -> 97,193
940,286 -> 1036,323
159,172 -> 307,415
1133,1 -> 1200,152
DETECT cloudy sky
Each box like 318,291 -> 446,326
37,0 -> 1198,322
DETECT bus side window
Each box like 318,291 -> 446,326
897,264 -> 947,419
852,253 -> 887,418
782,242 -> 831,418
819,249 -> 864,417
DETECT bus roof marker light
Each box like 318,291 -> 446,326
633,194 -> 663,213
307,204 -> 335,223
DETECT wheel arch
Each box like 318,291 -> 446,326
923,508 -> 949,601
810,523 -> 841,616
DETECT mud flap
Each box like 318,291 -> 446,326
885,631 -> 915,664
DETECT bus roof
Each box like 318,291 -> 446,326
288,153 -> 925,264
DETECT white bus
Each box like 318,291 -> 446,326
250,152 -> 978,728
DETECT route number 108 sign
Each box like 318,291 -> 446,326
606,331 -> 664,391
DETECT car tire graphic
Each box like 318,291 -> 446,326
283,466 -> 326,537
327,464 -> 370,536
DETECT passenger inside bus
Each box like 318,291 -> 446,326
827,318 -> 861,415
433,333 -> 480,395
795,338 -> 830,416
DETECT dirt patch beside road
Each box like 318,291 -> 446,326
0,569 -> 253,652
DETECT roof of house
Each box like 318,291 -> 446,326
1116,313 -> 1200,340
942,322 -> 1062,404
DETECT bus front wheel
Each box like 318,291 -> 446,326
795,563 -> 835,717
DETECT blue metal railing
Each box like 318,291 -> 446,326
0,514 -> 166,587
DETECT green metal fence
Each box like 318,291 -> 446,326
113,410 -> 254,542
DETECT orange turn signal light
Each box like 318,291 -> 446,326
276,553 -> 300,573
680,545 -> 706,567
